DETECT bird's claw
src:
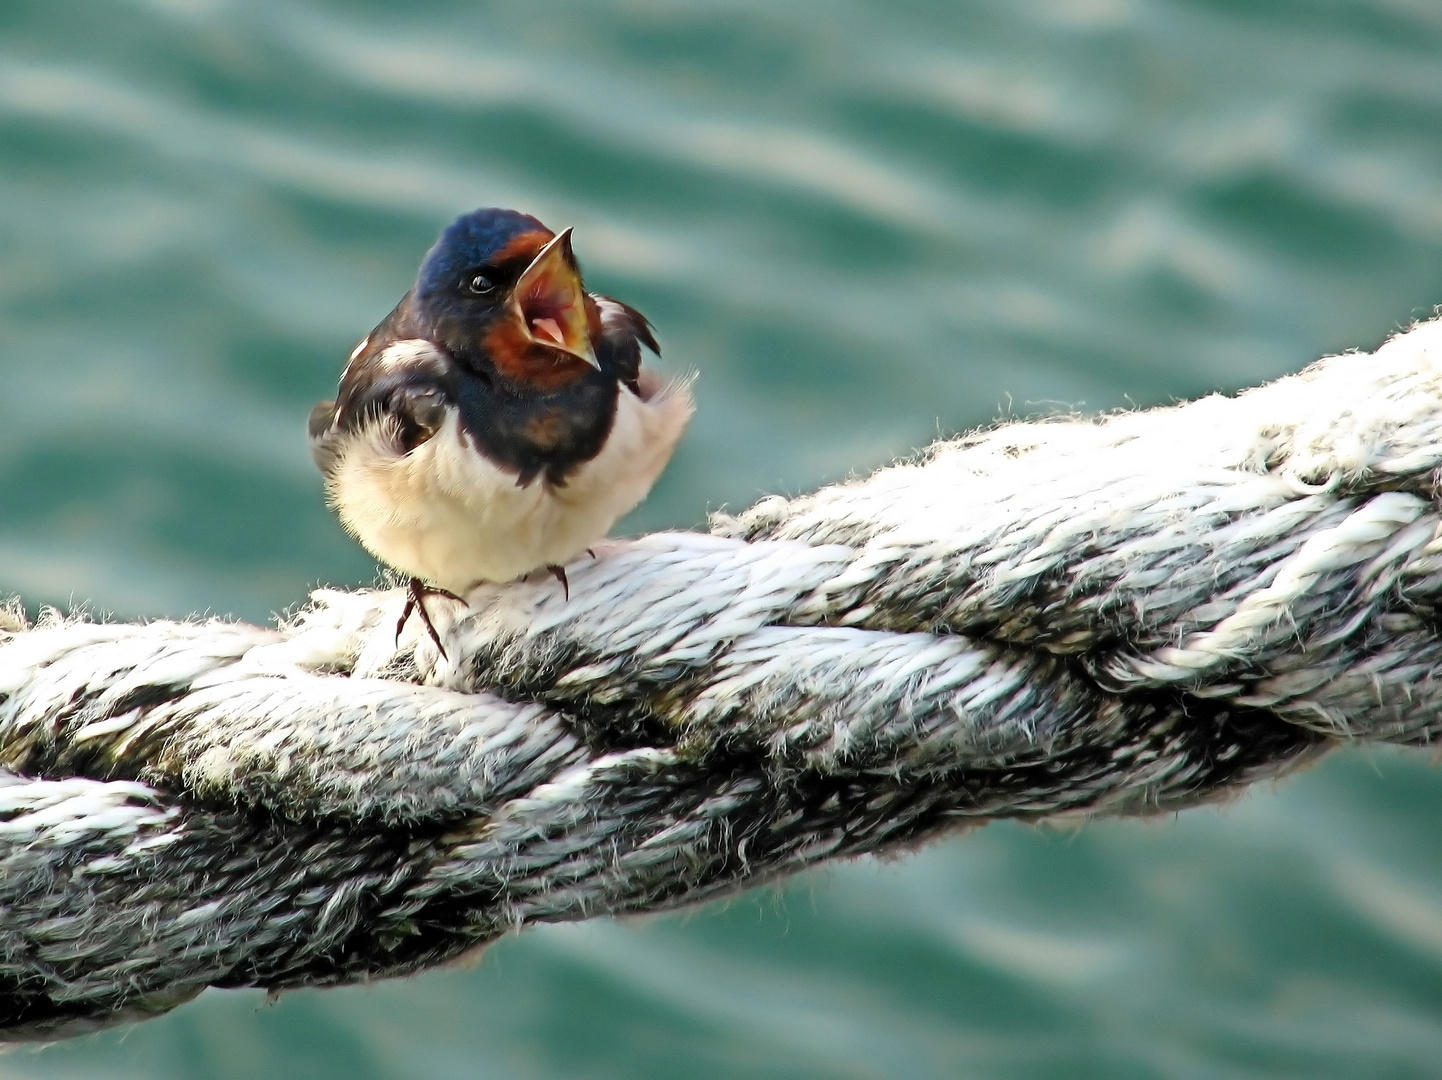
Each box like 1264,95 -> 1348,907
547,564 -> 569,600
396,578 -> 464,658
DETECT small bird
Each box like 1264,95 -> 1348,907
308,207 -> 693,649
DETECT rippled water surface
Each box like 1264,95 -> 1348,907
4,1 -> 1442,1077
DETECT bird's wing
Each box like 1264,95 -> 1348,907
308,399 -> 341,474
593,295 -> 660,356
592,295 -> 659,394
309,340 -> 459,479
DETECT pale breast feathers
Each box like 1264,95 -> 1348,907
313,340 -> 693,593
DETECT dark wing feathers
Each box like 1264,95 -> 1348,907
308,332 -> 458,477
592,294 -> 659,395
307,400 -> 340,474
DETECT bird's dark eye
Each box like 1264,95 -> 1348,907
466,273 -> 496,296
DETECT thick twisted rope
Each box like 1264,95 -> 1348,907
4,316 -> 1442,1039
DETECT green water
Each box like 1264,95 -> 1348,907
3,0 -> 1442,1076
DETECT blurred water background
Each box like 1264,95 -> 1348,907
3,1 -> 1442,1077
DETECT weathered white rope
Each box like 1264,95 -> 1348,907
3,316 -> 1442,1039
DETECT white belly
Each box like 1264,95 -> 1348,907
325,374 -> 693,594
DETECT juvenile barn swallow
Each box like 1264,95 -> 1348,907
308,208 -> 693,648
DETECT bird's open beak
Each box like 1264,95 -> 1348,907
512,228 -> 599,369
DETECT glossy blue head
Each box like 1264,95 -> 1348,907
415,207 -> 551,302
411,207 -> 599,379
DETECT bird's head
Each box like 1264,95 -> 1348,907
414,207 -> 600,388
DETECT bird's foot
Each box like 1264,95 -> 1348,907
547,564 -> 569,600
396,577 -> 465,658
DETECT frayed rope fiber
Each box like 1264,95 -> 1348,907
7,317 -> 1442,1039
